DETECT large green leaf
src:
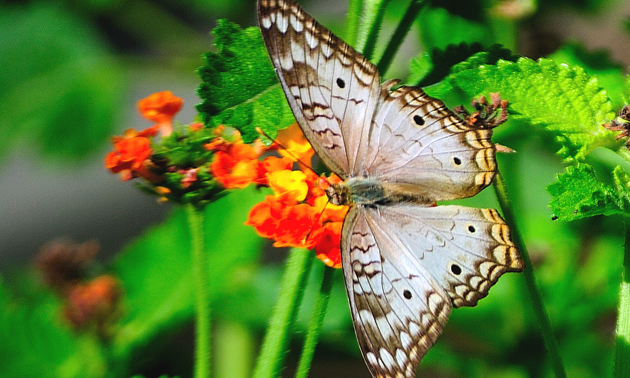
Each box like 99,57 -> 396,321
548,164 -> 630,221
549,43 -> 628,110
427,57 -> 620,161
197,20 -> 295,144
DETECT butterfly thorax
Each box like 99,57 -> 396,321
327,177 -> 435,206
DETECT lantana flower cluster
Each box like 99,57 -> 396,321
105,91 -> 348,268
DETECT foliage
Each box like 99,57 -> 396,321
197,20 -> 295,144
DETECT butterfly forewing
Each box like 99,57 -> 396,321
365,82 -> 497,202
342,206 -> 452,378
258,0 -> 381,177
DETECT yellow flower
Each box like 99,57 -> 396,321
276,122 -> 315,164
268,170 -> 308,202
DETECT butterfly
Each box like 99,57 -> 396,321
257,0 -> 524,377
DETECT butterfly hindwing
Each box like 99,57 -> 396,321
342,205 -> 452,377
374,204 -> 524,308
258,0 -> 381,177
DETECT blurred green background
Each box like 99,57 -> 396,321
2,0 -> 630,377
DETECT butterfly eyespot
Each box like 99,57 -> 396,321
336,78 -> 346,88
467,225 -> 476,233
413,115 -> 425,126
453,157 -> 462,165
403,290 -> 412,299
450,264 -> 462,275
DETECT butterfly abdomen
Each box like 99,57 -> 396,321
329,178 -> 436,206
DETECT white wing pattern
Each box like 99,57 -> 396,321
365,81 -> 496,202
342,206 -> 453,377
258,0 -> 380,176
258,0 -> 524,377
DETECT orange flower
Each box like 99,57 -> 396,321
211,142 -> 260,189
246,168 -> 348,267
246,195 -> 292,238
273,203 -> 322,249
204,127 -> 250,152
105,126 -> 160,181
255,156 -> 293,185
63,275 -> 122,332
241,124 -> 348,268
315,221 -> 343,268
275,122 -> 315,165
189,122 -> 204,132
137,91 -> 184,137
246,195 -> 322,249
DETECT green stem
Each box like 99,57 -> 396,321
361,0 -> 391,60
294,266 -> 337,378
252,248 -> 315,378
344,0 -> 363,46
376,0 -> 427,76
187,204 -> 212,378
614,219 -> 630,377
492,171 -> 567,378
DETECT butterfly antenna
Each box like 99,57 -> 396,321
303,198 -> 333,248
255,127 -> 319,177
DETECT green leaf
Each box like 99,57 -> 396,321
197,20 -> 295,144
427,57 -> 621,161
549,43 -> 629,110
0,3 -> 124,161
547,164 -> 630,221
110,186 -> 266,364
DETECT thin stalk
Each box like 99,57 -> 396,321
376,0 -> 427,76
294,266 -> 337,378
493,171 -> 567,378
187,204 -> 212,378
361,0 -> 391,60
344,0 -> 363,46
614,219 -> 630,377
252,248 -> 315,378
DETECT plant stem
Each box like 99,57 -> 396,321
252,248 -> 314,378
187,204 -> 212,378
376,0 -> 426,76
344,0 -> 363,46
492,171 -> 567,378
361,0 -> 391,60
614,219 -> 630,377
294,266 -> 337,378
